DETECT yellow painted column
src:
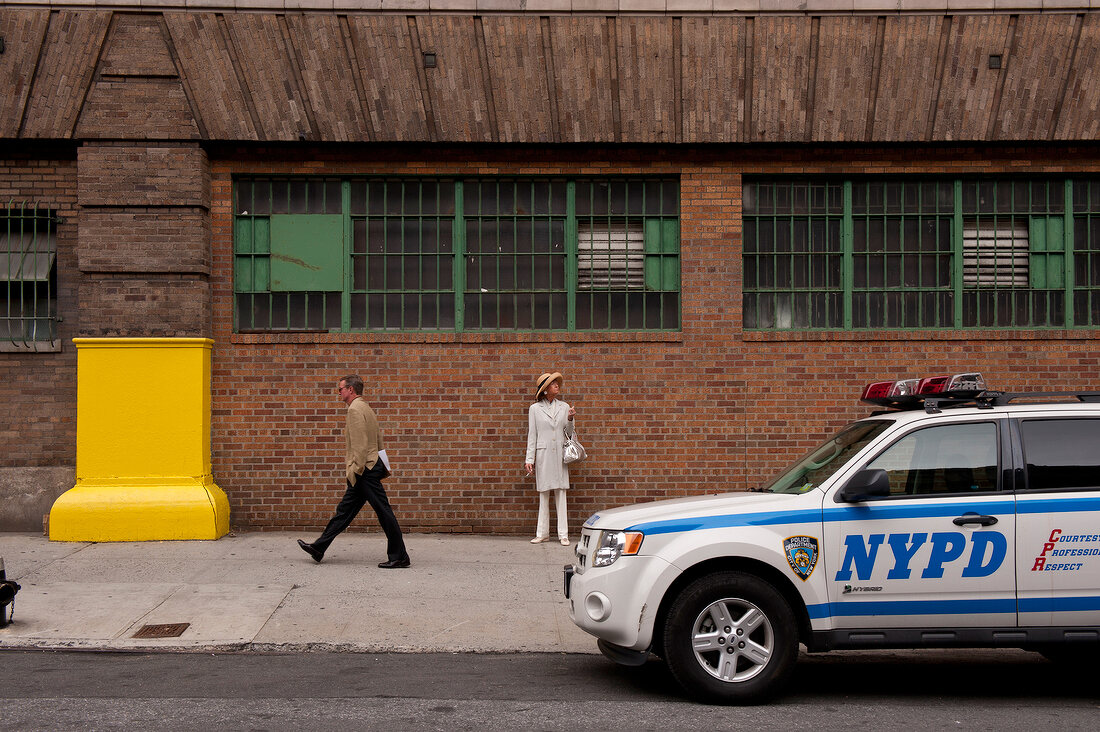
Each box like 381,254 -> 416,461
49,338 -> 230,541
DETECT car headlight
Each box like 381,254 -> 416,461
592,530 -> 644,567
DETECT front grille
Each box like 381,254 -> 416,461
574,529 -> 596,574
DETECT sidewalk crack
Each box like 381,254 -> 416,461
251,585 -> 296,645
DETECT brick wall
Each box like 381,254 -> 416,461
0,150 -> 79,469
78,276 -> 211,337
78,209 -> 210,273
7,141 -> 1099,534
208,144 -> 1100,536
76,142 -> 212,337
77,144 -> 209,208
210,149 -> 714,534
75,79 -> 200,141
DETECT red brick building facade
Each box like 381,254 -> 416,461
3,3 -> 1100,533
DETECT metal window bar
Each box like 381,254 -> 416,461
1072,178 -> 1100,326
958,179 -> 1065,328
234,179 -> 342,331
852,180 -> 954,329
2,201 -> 59,348
235,176 -> 678,333
350,178 -> 455,331
574,179 -> 679,330
742,181 -> 844,329
744,178 -> 1094,331
462,179 -> 568,331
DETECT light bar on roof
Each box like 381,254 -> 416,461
861,373 -> 987,408
860,378 -> 917,402
917,373 -> 986,397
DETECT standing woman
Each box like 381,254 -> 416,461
524,372 -> 576,545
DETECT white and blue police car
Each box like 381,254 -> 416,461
564,374 -> 1100,704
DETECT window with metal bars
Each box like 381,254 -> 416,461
744,178 -> 1097,330
2,202 -> 59,350
233,177 -> 679,332
1071,179 -> 1100,327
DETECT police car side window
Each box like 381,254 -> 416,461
1020,419 -> 1100,491
864,422 -> 999,496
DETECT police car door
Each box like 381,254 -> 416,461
824,417 -> 1016,629
1013,414 -> 1100,627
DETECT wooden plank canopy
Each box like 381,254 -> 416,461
2,8 -> 1099,144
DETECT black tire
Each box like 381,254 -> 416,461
1037,645 -> 1094,669
662,571 -> 798,704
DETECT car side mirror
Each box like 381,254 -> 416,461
838,469 -> 891,502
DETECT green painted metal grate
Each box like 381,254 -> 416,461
233,177 -> 680,333
744,178 -> 1096,330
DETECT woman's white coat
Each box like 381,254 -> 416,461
525,398 -> 574,492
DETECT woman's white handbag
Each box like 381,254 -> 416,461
562,431 -> 587,464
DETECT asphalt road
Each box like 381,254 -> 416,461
2,648 -> 1096,730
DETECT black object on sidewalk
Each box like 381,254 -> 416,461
0,557 -> 22,627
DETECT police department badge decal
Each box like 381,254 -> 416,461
784,536 -> 819,581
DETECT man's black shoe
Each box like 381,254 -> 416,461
297,539 -> 323,563
378,557 -> 411,569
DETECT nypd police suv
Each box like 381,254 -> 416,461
564,374 -> 1100,703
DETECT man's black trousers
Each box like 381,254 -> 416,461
314,459 -> 408,561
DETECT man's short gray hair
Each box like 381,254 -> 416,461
339,374 -> 364,395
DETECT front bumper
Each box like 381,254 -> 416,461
565,540 -> 674,651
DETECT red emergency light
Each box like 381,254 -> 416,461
860,378 -> 919,402
861,372 -> 987,408
916,373 -> 986,397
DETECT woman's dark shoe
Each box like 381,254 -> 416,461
378,557 -> 411,569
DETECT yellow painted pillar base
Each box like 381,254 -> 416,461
49,481 -> 230,542
49,337 -> 230,542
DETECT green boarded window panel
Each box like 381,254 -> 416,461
269,214 -> 343,292
643,219 -> 680,291
743,178 -> 1097,331
1029,216 -> 1065,290
233,177 -> 680,332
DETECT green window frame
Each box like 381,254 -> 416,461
743,178 -> 1100,330
2,201 -> 59,348
234,177 -> 680,332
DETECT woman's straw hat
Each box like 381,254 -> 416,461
535,372 -> 563,398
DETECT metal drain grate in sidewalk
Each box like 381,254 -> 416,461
132,622 -> 190,639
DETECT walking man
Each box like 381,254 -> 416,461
297,375 -> 411,568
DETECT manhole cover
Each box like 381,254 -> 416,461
132,622 -> 190,639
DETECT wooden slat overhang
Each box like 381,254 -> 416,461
2,8 -> 1099,144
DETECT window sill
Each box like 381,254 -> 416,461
742,329 -> 1100,342
0,339 -> 62,353
230,330 -> 684,345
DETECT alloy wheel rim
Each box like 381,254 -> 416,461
690,596 -> 774,683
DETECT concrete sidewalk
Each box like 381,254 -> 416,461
0,532 -> 595,654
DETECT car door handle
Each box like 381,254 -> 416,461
953,513 -> 998,527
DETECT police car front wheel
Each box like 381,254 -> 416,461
663,571 -> 798,704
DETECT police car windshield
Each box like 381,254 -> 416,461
762,421 -> 891,494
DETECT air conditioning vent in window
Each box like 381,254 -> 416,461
962,219 -> 1029,287
577,223 -> 644,290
